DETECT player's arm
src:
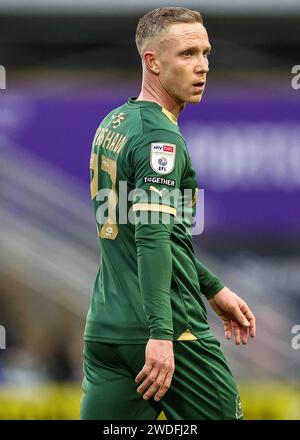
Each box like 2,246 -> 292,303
135,214 -> 175,401
136,215 -> 174,341
130,130 -> 187,401
194,258 -> 225,300
195,259 -> 256,344
208,287 -> 256,344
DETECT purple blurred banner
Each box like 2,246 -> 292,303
1,82 -> 299,236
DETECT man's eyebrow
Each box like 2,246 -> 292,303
179,45 -> 212,54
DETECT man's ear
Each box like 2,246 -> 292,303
143,51 -> 160,75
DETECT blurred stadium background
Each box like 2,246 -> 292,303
0,0 -> 300,420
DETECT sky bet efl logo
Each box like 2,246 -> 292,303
158,157 -> 168,172
152,143 -> 175,153
150,143 -> 176,175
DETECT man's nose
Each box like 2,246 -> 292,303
195,55 -> 209,73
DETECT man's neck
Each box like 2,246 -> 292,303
136,81 -> 185,120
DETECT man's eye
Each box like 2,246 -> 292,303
183,51 -> 192,57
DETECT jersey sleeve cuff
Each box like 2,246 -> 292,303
149,332 -> 174,341
203,280 -> 225,300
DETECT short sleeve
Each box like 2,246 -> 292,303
131,130 -> 188,216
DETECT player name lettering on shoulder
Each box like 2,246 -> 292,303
94,127 -> 127,154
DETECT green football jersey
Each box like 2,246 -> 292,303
84,98 -> 223,344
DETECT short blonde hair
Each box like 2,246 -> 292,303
135,7 -> 203,57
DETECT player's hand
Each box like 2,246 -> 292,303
208,287 -> 256,345
135,339 -> 175,402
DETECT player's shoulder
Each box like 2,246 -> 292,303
124,98 -> 184,141
140,106 -> 181,138
99,103 -> 128,127
97,98 -> 186,152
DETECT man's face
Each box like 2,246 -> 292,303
156,22 -> 211,105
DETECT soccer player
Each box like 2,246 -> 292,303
80,7 -> 256,420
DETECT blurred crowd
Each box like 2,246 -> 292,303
0,280 -> 83,386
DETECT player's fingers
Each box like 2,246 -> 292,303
232,304 -> 250,328
135,363 -> 152,384
249,316 -> 256,338
232,320 -> 241,345
245,313 -> 256,338
239,302 -> 256,337
136,367 -> 159,394
240,325 -> 249,345
152,369 -> 167,389
137,377 -> 153,396
154,371 -> 174,402
224,320 -> 232,339
152,369 -> 170,400
142,377 -> 162,400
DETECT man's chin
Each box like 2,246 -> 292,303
187,94 -> 203,104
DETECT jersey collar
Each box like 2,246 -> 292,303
127,97 -> 178,125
